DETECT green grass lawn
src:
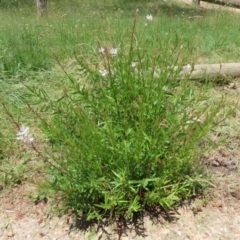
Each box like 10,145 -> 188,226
0,0 -> 239,222
1,0 -> 240,77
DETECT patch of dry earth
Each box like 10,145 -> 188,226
1,168 -> 240,240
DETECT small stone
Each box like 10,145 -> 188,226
177,230 -> 182,236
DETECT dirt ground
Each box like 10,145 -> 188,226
1,166 -> 240,240
1,2 -> 240,240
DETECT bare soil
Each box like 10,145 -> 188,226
1,3 -> 240,240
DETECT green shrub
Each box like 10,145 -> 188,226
25,12 -> 223,222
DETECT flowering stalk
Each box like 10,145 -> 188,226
129,9 -> 139,62
2,102 -> 54,166
2,102 -> 20,129
26,103 -> 50,128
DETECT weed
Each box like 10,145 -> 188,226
18,9 -> 229,222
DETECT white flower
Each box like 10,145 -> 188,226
146,14 -> 153,21
110,48 -> 118,56
131,62 -> 138,68
99,69 -> 109,76
17,125 -> 29,137
183,64 -> 191,70
186,117 -> 201,124
99,47 -> 105,54
16,125 -> 34,144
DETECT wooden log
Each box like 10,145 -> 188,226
202,0 -> 240,8
192,0 -> 201,5
180,63 -> 240,80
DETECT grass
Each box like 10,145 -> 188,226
0,0 -> 239,225
1,0 -> 240,77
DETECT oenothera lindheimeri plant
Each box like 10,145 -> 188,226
5,9 -> 229,222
